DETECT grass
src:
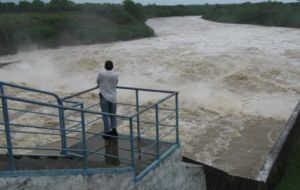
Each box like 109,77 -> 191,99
277,137 -> 300,190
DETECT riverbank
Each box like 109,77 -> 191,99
201,2 -> 300,28
0,2 -> 154,55
1,1 -> 299,56
144,2 -> 300,28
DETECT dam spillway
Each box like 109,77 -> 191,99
0,16 -> 300,189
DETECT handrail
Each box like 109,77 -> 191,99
0,94 -> 131,119
117,86 -> 178,94
62,85 -> 178,101
61,85 -> 178,120
0,81 -> 67,153
62,86 -> 98,100
129,93 -> 176,118
0,81 -> 63,106
0,80 -> 180,182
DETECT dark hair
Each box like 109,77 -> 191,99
105,60 -> 114,70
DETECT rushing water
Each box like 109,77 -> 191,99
1,16 -> 300,178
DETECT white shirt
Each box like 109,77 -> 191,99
97,70 -> 118,103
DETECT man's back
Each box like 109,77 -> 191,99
97,70 -> 118,103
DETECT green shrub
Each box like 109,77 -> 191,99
201,2 -> 300,28
0,10 -> 154,55
123,0 -> 146,22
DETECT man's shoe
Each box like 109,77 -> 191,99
112,128 -> 118,137
102,131 -> 114,139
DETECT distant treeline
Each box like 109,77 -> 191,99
144,4 -> 203,18
201,2 -> 300,28
144,2 -> 300,28
0,0 -> 153,55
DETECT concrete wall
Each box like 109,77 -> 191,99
0,149 -> 206,190
257,102 -> 300,189
183,156 -> 266,190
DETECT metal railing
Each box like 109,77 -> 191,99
0,81 -> 179,181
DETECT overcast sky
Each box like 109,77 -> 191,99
1,0 -> 298,5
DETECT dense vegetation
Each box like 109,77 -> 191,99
144,4 -> 203,18
201,2 -> 300,28
144,2 -> 300,28
0,0 -> 154,55
277,137 -> 300,190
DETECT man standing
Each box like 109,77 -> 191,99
97,60 -> 119,138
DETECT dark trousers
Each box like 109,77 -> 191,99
100,93 -> 117,132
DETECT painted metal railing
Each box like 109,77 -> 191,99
0,81 -> 179,181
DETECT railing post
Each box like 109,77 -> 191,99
135,90 -> 142,160
175,93 -> 179,145
129,118 -> 136,174
155,104 -> 160,160
0,85 -> 15,170
59,107 -> 67,155
80,104 -> 88,171
135,90 -> 141,141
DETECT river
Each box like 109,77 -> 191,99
0,16 -> 300,178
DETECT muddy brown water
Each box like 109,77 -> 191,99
0,16 -> 300,179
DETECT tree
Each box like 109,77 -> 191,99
18,1 -> 31,11
31,0 -> 45,11
49,0 -> 75,11
0,2 -> 17,12
123,0 -> 146,22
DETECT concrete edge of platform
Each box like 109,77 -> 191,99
0,167 -> 133,178
182,156 -> 267,190
256,101 -> 300,189
134,144 -> 179,182
0,148 -> 206,190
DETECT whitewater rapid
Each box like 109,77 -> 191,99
1,16 -> 300,178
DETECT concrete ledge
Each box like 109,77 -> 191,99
183,156 -> 266,190
257,101 -> 300,189
0,149 -> 206,190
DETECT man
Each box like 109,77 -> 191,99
97,60 -> 119,138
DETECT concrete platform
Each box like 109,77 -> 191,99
0,135 -> 173,175
0,149 -> 206,190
